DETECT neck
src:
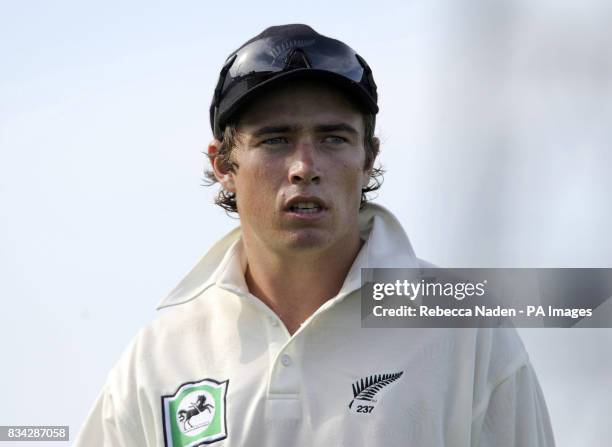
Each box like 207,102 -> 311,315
243,233 -> 363,335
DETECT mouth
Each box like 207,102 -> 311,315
288,201 -> 323,214
284,196 -> 328,218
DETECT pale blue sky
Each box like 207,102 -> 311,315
1,1 -> 612,445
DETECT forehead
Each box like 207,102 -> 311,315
235,79 -> 364,131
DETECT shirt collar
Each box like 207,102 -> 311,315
157,203 -> 419,310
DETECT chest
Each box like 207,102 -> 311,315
142,324 -> 476,447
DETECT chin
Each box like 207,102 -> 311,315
281,229 -> 332,252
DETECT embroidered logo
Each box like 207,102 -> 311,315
161,378 -> 229,446
269,38 -> 316,61
349,372 -> 404,413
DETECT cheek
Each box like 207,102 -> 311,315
336,162 -> 368,201
234,162 -> 282,210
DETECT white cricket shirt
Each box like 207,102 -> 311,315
74,204 -> 555,446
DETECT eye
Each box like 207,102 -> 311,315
323,135 -> 348,144
261,136 -> 289,145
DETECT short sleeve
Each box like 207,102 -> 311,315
474,361 -> 555,447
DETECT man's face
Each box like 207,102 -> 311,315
211,80 -> 373,256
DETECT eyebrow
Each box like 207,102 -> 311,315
251,123 -> 360,138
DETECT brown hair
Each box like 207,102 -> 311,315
203,114 -> 384,214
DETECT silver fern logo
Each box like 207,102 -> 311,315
349,372 -> 404,413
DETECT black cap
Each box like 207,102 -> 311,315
210,24 -> 378,139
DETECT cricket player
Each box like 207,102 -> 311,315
75,24 -> 555,446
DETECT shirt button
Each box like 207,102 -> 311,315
281,354 -> 292,367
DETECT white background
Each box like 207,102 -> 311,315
1,1 -> 611,445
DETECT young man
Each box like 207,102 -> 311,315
75,25 -> 555,446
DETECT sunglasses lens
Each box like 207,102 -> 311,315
226,37 -> 365,88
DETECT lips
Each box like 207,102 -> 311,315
284,196 -> 328,215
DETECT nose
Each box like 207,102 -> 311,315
288,139 -> 321,185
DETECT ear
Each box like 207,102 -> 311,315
208,139 -> 237,193
362,136 -> 380,188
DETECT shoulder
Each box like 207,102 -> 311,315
137,286 -> 236,353
108,286 -> 231,379
413,259 -> 529,387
